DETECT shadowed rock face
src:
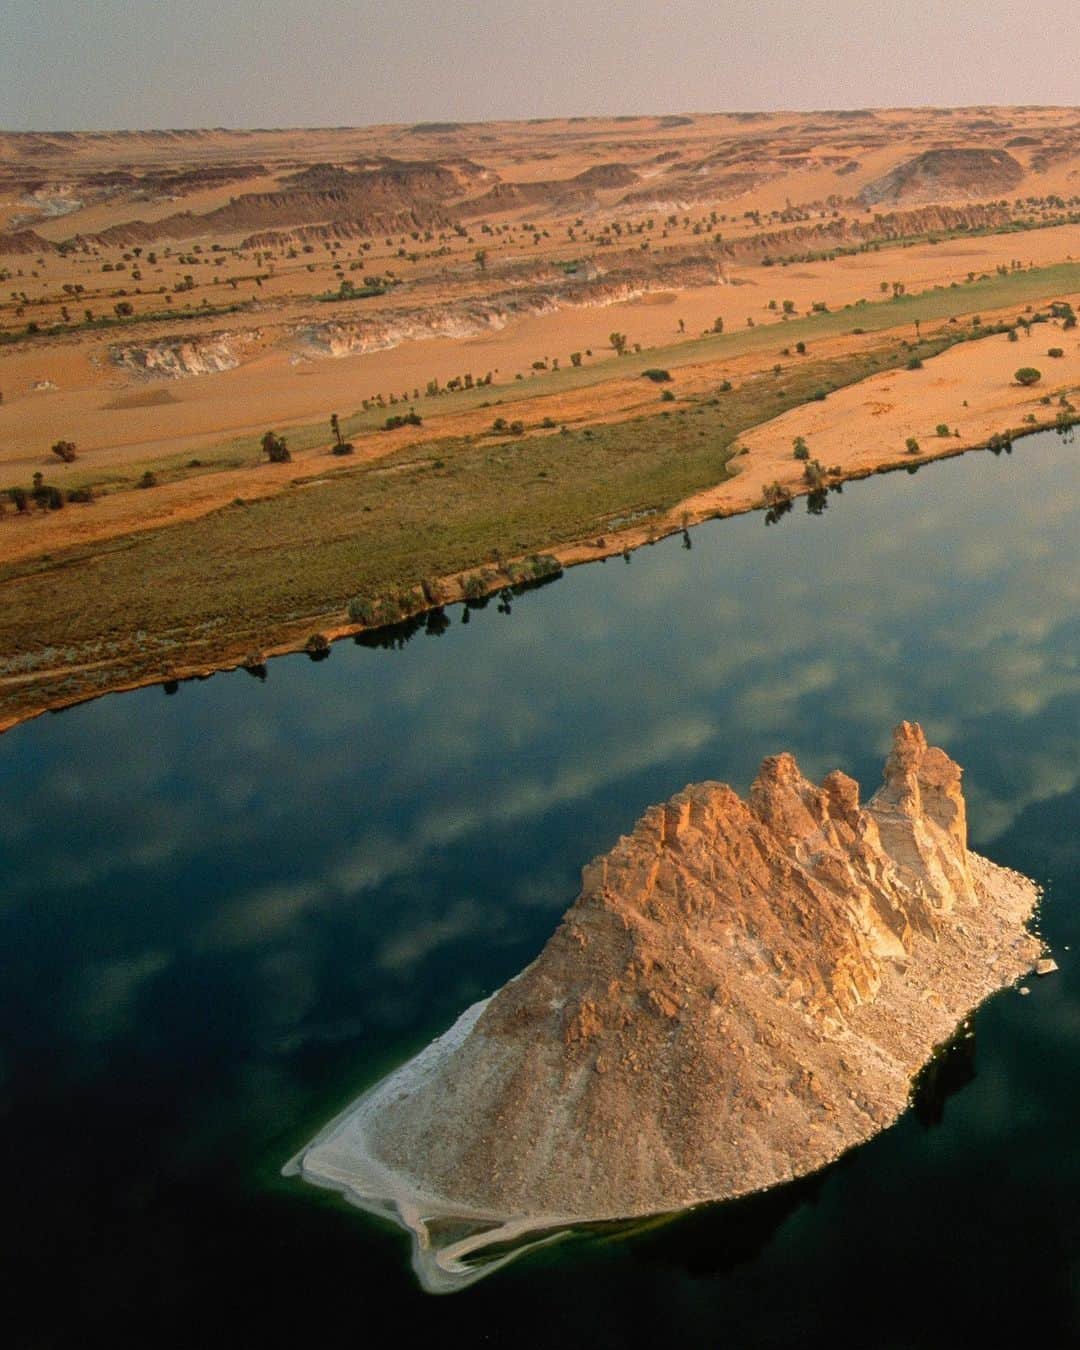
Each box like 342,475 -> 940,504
290,723 -> 1040,1289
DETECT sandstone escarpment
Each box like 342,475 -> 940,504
290,724 -> 1040,1289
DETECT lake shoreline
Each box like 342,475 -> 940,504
0,415 -> 1067,738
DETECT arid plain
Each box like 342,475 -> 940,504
2,106 -> 1079,728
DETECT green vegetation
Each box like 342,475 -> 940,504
1015,367 -> 1042,386
329,413 -> 353,456
315,278 -> 386,303
1,336 -> 950,722
261,431 -> 291,463
5,263 -> 1080,725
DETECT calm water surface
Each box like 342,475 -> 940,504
2,430 -> 1078,1347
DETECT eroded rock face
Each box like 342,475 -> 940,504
108,330 -> 260,378
289,723 -> 1040,1290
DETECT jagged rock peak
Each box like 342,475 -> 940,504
288,722 -> 1040,1292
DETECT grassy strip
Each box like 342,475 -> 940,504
28,258 -> 1080,504
0,324 -> 988,722
288,261 -> 1080,440
0,300 -> 254,345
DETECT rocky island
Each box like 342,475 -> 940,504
287,723 -> 1041,1290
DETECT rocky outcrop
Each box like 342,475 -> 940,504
0,228 -> 57,255
108,330 -> 261,379
289,723 -> 1040,1290
461,162 -> 639,216
298,256 -> 725,358
72,159 -> 478,248
859,148 -> 1024,205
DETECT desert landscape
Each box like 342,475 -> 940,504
2,106 -> 1080,727
5,5 -> 1080,1330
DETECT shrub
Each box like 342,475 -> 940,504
462,571 -> 498,601
641,368 -> 672,383
803,459 -> 827,488
51,440 -> 77,463
811,388 -> 827,401
347,585 -> 426,627
1047,347 -> 1064,358
660,389 -> 675,402
305,633 -> 330,659
906,356 -> 923,370
1007,328 -> 1019,342
795,341 -> 806,355
138,470 -> 157,488
792,436 -> 810,460
504,554 -> 563,586
261,430 -> 291,462
8,486 -> 29,512
905,437 -> 920,455
66,486 -> 93,503
331,441 -> 354,456
936,424 -> 951,437
508,420 -> 524,435
1014,367 -> 1042,386
383,411 -> 422,430
718,379 -> 732,392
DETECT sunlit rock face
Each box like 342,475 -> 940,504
288,723 -> 1040,1291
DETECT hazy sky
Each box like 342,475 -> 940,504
2,0 -> 1077,131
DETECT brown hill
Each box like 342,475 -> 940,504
71,159 -> 479,247
289,723 -> 1040,1291
859,147 -> 1024,204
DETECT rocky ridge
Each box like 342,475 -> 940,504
290,723 -> 1041,1290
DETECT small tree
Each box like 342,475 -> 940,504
51,440 -> 77,463
609,331 -> 628,355
1014,367 -> 1042,386
569,351 -> 583,367
792,436 -> 810,460
905,437 -> 921,455
330,412 -> 353,456
261,430 -> 291,462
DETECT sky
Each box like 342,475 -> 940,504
1,0 -> 1077,131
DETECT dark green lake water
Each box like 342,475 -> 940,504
2,429 -> 1078,1347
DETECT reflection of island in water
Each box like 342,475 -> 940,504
911,1023 -> 978,1129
